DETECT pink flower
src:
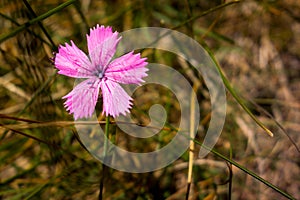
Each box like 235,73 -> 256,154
54,25 -> 148,119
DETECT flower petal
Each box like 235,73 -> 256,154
55,41 -> 93,78
100,80 -> 132,118
87,25 -> 121,71
105,51 -> 148,84
63,78 -> 100,120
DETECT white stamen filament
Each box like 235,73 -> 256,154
98,71 -> 104,79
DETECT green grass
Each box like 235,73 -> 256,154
0,0 -> 299,199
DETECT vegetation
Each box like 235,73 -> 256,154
0,0 -> 299,199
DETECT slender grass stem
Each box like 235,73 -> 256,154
0,0 -> 77,44
194,140 -> 296,200
0,13 -> 52,47
0,72 -> 57,140
141,1 -> 241,51
99,165 -> 106,200
186,83 -> 199,200
174,0 -> 241,30
201,42 -> 274,137
22,0 -> 56,50
73,1 -> 90,32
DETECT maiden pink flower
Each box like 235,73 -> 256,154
54,25 -> 148,119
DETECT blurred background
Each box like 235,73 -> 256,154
0,0 -> 299,199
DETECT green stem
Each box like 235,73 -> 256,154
173,0 -> 241,30
0,13 -> 52,47
202,42 -> 274,137
99,116 -> 110,200
0,0 -> 77,44
22,0 -> 56,50
194,140 -> 296,200
103,116 -> 110,156
142,1 -> 240,49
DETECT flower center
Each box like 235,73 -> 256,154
98,71 -> 104,79
94,70 -> 105,79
